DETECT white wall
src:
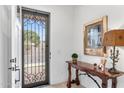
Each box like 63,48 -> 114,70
0,6 -> 11,88
24,5 -> 75,85
73,5 -> 124,88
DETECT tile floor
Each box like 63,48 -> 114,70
37,82 -> 85,88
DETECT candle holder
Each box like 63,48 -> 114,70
109,46 -> 120,74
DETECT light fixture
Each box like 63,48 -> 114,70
103,29 -> 124,73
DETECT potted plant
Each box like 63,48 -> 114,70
71,53 -> 78,64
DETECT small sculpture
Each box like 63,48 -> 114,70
98,59 -> 107,71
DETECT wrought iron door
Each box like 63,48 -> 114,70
22,7 -> 50,88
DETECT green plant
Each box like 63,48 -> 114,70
24,31 -> 40,47
71,53 -> 78,58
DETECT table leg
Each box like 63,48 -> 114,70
76,69 -> 80,85
112,78 -> 117,88
102,78 -> 108,88
67,63 -> 71,88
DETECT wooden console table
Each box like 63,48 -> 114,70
66,61 -> 124,88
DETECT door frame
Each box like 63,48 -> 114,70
21,7 -> 50,88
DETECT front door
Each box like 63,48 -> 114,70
21,7 -> 50,88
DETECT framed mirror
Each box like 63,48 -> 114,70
84,16 -> 108,56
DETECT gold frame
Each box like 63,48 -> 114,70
83,16 -> 108,56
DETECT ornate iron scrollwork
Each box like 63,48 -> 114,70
79,73 -> 101,88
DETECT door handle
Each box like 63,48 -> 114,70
15,68 -> 20,84
9,57 -> 20,83
8,65 -> 20,83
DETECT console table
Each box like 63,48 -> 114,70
66,61 -> 124,88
